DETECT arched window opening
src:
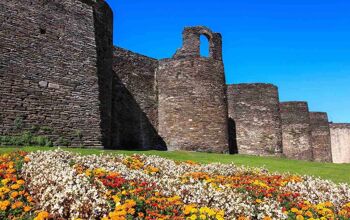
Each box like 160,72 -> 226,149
200,35 -> 210,57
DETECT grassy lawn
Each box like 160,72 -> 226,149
1,146 -> 350,184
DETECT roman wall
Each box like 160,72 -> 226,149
111,47 -> 165,150
227,83 -> 283,155
309,112 -> 332,162
157,26 -> 229,153
0,0 -> 113,147
280,102 -> 313,160
330,123 -> 350,163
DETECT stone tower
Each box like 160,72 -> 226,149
309,112 -> 332,162
280,102 -> 313,160
227,83 -> 283,155
157,26 -> 229,153
0,0 -> 113,147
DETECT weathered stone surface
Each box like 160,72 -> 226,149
309,112 -> 332,162
38,81 -> 48,88
227,83 -> 283,156
157,26 -> 229,153
111,47 -> 165,150
330,123 -> 350,163
0,0 -> 113,147
280,102 -> 313,160
48,83 -> 60,89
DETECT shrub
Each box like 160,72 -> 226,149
0,132 -> 53,147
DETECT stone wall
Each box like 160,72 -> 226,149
309,112 -> 332,162
227,83 -> 282,155
157,26 -> 229,153
330,123 -> 350,163
280,102 -> 313,160
111,47 -> 165,149
0,0 -> 113,147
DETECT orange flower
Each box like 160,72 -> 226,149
10,184 -> 20,190
34,211 -> 50,220
305,210 -> 313,217
11,201 -> 23,209
10,191 -> 19,198
24,206 -> 31,212
17,179 -> 25,185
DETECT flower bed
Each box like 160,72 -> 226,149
0,150 -> 349,219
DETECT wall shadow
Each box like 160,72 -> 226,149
228,117 -> 238,154
109,73 -> 167,151
94,1 -> 114,147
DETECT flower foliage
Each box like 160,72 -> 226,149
0,150 -> 349,220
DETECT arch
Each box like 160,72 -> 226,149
200,34 -> 210,57
173,26 -> 222,61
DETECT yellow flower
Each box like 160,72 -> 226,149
1,179 -> 10,185
34,211 -> 50,220
125,199 -> 136,207
184,205 -> 195,215
291,207 -> 299,213
85,169 -> 92,176
112,195 -> 120,204
200,214 -> 206,219
189,214 -> 197,220
296,215 -> 304,220
256,199 -> 263,204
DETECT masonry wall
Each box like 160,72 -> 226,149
280,102 -> 313,160
309,112 -> 332,162
227,83 -> 283,155
111,47 -> 165,149
330,123 -> 350,163
157,26 -> 229,153
0,0 -> 113,147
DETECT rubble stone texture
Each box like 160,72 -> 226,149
330,123 -> 350,163
309,112 -> 332,162
280,102 -> 313,161
111,47 -> 165,150
157,27 -> 229,153
227,84 -> 283,156
0,0 -> 113,147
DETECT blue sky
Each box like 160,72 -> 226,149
105,0 -> 350,123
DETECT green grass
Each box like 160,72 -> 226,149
1,146 -> 350,184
